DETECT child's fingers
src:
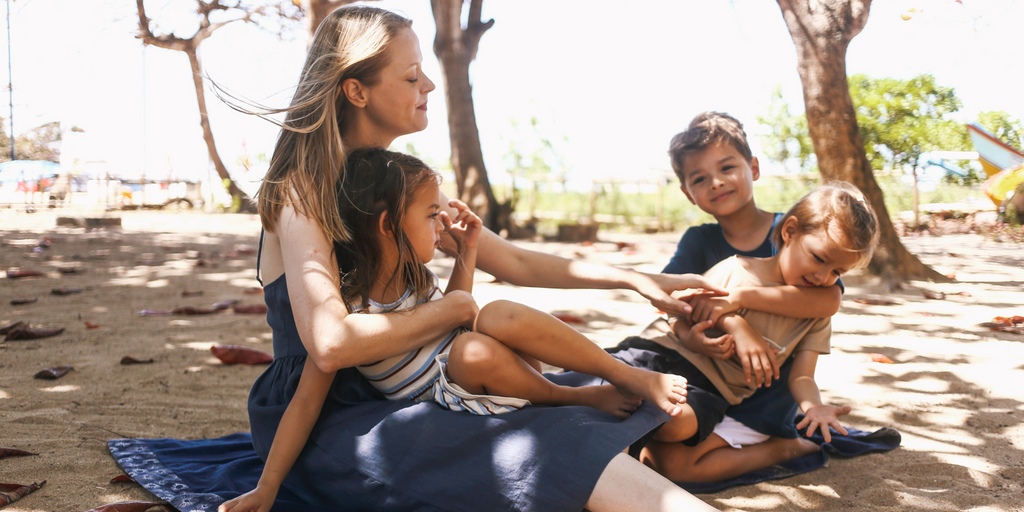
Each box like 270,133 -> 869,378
831,420 -> 849,437
439,211 -> 453,230
835,405 -> 852,418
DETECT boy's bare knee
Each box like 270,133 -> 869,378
652,406 -> 698,443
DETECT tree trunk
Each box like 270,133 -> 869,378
136,0 -> 255,212
303,0 -> 359,43
776,0 -> 948,284
185,45 -> 253,211
430,0 -> 508,232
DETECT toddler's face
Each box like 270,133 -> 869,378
777,220 -> 862,287
678,141 -> 759,218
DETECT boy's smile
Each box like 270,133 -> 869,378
679,141 -> 759,218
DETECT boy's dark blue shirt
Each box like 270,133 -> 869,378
663,213 -> 784,275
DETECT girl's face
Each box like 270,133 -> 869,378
363,28 -> 436,143
402,179 -> 443,265
777,217 -> 862,287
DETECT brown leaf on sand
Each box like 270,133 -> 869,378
866,353 -> 895,364
109,475 -> 137,484
0,321 -> 26,335
6,269 -> 44,279
58,267 -> 86,274
11,298 -> 37,305
83,501 -> 174,512
181,290 -> 204,297
551,312 -> 586,325
171,306 -> 218,315
980,316 -> 1024,334
958,291 -> 972,297
5,325 -> 65,341
922,291 -> 946,300
212,299 -> 240,311
120,356 -> 154,365
232,304 -> 267,315
210,345 -> 273,365
34,365 -> 73,380
51,287 -> 83,296
0,448 -> 37,459
853,297 -> 901,306
0,480 -> 46,506
85,321 -> 100,329
242,287 -> 263,295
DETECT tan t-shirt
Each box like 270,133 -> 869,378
642,256 -> 831,405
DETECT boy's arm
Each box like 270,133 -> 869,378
789,350 -> 851,443
219,359 -> 335,512
688,284 -> 842,325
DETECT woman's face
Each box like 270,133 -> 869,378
363,28 -> 436,143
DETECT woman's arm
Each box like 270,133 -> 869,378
277,203 -> 477,372
790,350 -> 851,443
219,359 -> 335,512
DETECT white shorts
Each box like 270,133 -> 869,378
712,416 -> 770,448
429,353 -> 531,416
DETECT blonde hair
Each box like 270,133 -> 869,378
772,182 -> 879,268
220,6 -> 412,242
668,112 -> 753,184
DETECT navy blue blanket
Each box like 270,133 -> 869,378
108,417 -> 899,510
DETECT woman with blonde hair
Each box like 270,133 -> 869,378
231,6 -> 720,511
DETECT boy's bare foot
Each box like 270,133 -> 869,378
575,384 -> 643,419
616,369 -> 688,417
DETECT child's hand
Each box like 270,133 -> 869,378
218,485 -> 278,512
642,273 -> 729,316
797,404 -> 851,443
723,316 -> 780,388
687,294 -> 740,326
672,317 -> 734,360
441,199 -> 482,250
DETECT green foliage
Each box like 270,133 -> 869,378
756,85 -> 815,172
501,115 -> 570,208
977,110 -> 1024,150
0,120 -> 62,163
848,73 -> 970,172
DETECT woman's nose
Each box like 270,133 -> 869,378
423,72 -> 436,94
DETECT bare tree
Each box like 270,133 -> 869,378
776,0 -> 948,284
136,0 -> 262,212
430,0 -> 510,232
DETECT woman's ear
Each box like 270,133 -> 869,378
780,216 -> 799,245
340,78 -> 369,109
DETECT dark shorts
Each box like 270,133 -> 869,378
609,336 -> 799,444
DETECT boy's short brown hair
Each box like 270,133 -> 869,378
668,112 -> 753,183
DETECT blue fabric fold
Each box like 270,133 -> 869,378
676,417 -> 902,494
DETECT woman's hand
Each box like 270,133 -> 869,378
218,485 -> 278,512
687,294 -> 740,326
441,199 -> 482,250
638,273 -> 728,316
797,404 -> 851,443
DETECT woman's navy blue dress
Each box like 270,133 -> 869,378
247,274 -> 668,511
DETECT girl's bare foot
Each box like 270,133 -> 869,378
574,384 -> 643,419
615,369 -> 688,417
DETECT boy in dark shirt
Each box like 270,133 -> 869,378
614,112 -> 843,482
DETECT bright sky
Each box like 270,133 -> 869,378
3,0 -> 1022,193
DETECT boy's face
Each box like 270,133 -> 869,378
678,141 -> 759,218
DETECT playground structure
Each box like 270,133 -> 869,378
967,123 -> 1024,217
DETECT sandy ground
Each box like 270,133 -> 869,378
1,206 -> 1022,512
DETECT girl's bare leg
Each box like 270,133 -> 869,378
447,332 -> 642,418
475,300 -> 688,416
586,453 -> 719,512
641,434 -> 819,483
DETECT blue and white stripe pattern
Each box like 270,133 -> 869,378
354,273 -> 530,415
